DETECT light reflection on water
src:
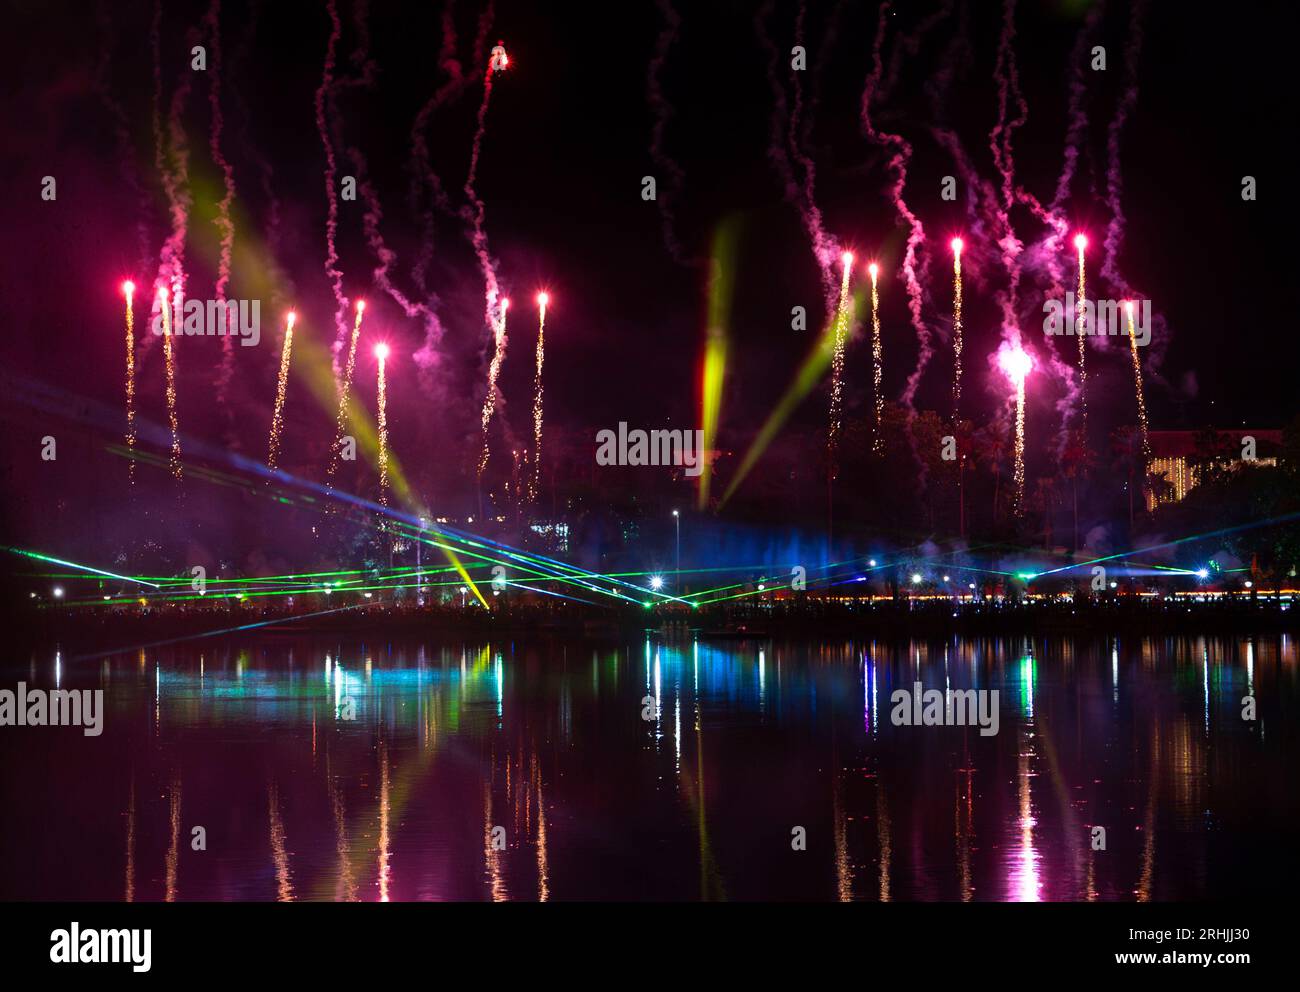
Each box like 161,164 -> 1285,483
1,633 -> 1295,901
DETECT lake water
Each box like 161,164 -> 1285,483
1,632 -> 1295,901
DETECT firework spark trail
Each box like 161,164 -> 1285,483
1125,301 -> 1152,459
951,238 -> 963,422
267,311 -> 296,471
530,293 -> 548,503
316,0 -> 349,379
464,40 -> 510,456
647,0 -> 693,265
159,289 -> 183,479
998,344 -> 1032,516
376,343 -> 390,506
1102,0 -> 1148,299
869,263 -> 884,455
862,2 -> 930,412
826,254 -> 853,476
328,302 -> 366,478
1074,234 -> 1089,435
756,0 -> 838,314
203,0 -> 239,405
123,283 -> 137,484
479,298 -> 509,477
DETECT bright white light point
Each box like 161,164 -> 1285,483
950,237 -> 963,254
52,587 -> 64,598
911,574 -> 923,585
537,292 -> 549,307
374,343 -> 389,360
868,559 -> 877,567
841,251 -> 854,267
356,300 -> 366,312
868,262 -> 879,279
1196,569 -> 1209,579
1074,234 -> 1087,251
1245,581 -> 1253,589
122,280 -> 135,297
757,584 -> 765,591
943,576 -> 950,582
1124,300 -> 1135,314
157,287 -> 168,299
1109,582 -> 1117,589
1000,346 -> 1032,383
287,311 -> 297,327
969,583 -> 976,589
501,298 -> 510,310
649,575 -> 664,590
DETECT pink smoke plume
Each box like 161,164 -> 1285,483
756,0 -> 838,316
861,2 -> 930,409
462,37 -> 506,349
1102,0 -> 1147,300
315,0 -> 349,379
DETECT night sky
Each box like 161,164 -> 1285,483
0,0 -> 1295,553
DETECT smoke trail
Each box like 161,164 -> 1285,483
861,2 -> 929,410
647,0 -> 695,266
95,1 -> 152,278
315,0 -> 349,379
756,0 -> 838,315
1101,0 -> 1148,299
1048,3 -> 1105,249
988,0 -> 1027,342
203,0 -> 240,413
877,0 -> 955,106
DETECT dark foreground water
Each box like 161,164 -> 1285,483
1,632 -> 1295,901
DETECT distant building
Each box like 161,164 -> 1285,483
1145,429 -> 1282,510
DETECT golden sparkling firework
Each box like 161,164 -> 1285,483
826,253 -> 853,473
869,262 -> 883,455
375,343 -> 390,506
267,311 -> 297,471
329,300 -> 366,478
479,297 -> 509,477
122,282 -> 137,484
1013,376 -> 1026,516
1125,301 -> 1152,459
1074,234 -> 1088,435
159,287 -> 183,480
530,293 -> 548,503
950,238 -> 964,423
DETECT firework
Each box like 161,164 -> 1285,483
998,344 -> 1033,516
1074,233 -> 1088,434
122,281 -> 136,483
478,297 -> 509,477
328,300 -> 366,478
158,287 -> 183,480
826,252 -> 853,473
267,311 -> 296,471
868,262 -> 883,454
950,238 -> 963,422
530,292 -> 548,503
375,342 -> 390,506
1125,300 -> 1151,459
